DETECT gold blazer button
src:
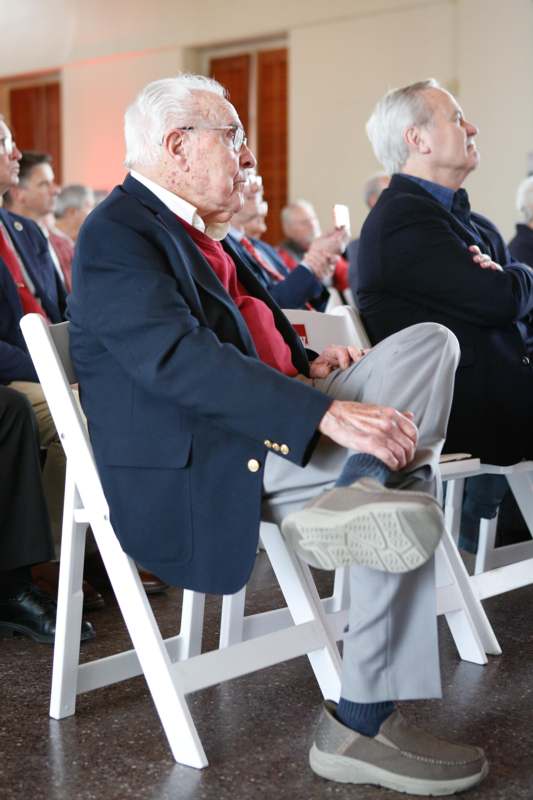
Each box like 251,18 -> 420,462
247,458 -> 261,473
280,444 -> 289,455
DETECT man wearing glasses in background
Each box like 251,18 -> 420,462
69,74 -> 487,795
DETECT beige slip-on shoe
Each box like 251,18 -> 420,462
281,477 -> 444,571
310,701 -> 488,796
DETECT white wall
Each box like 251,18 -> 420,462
62,49 -> 184,188
1,0 -> 532,237
290,1 -> 454,234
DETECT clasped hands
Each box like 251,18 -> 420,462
303,227 -> 350,281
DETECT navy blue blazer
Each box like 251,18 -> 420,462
358,174 -> 533,465
0,259 -> 38,383
224,233 -> 328,310
68,175 -> 332,593
508,224 -> 533,267
0,208 -> 65,324
0,208 -> 66,383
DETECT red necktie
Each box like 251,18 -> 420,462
0,225 -> 48,320
241,236 -> 285,283
241,236 -> 316,311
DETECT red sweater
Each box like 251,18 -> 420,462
180,219 -> 297,377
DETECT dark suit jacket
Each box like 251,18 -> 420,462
0,208 -> 66,323
508,224 -> 533,267
358,174 -> 533,465
68,175 -> 331,593
224,233 -> 328,310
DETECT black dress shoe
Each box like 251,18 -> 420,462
0,584 -> 95,644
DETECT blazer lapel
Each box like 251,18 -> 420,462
121,176 -> 258,356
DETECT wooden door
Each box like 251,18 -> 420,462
9,82 -> 62,183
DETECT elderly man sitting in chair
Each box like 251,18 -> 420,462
68,73 -> 486,795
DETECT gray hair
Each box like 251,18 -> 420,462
124,74 -> 226,168
363,172 -> 389,207
516,176 -> 533,223
55,184 -> 94,217
366,79 -> 441,175
281,200 -> 316,230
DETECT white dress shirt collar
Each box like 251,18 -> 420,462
129,170 -> 230,241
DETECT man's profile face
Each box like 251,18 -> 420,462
0,121 -> 21,195
286,206 -> 321,249
420,88 -> 479,180
18,162 -> 59,218
180,92 -> 256,224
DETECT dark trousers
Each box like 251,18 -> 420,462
0,387 -> 54,571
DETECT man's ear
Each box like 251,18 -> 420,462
162,130 -> 189,170
404,125 -> 431,155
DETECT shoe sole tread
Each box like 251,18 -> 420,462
283,501 -> 443,571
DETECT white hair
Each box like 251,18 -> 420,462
516,176 -> 533,223
366,79 -> 441,175
124,74 -> 226,168
55,184 -> 94,217
363,172 -> 389,207
281,199 -> 316,229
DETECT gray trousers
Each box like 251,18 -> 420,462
263,323 -> 460,702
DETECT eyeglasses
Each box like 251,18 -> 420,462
168,125 -> 247,153
0,133 -> 15,157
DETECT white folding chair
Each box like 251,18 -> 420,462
20,313 -> 342,768
281,306 -> 501,665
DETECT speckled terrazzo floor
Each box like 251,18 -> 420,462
1,554 -> 532,800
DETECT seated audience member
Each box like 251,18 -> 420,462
226,175 -> 344,310
347,173 -> 389,302
0,123 -> 141,603
508,175 -> 533,265
68,73 -> 487,795
50,184 -> 96,292
278,200 -> 349,294
0,119 -> 67,551
0,386 -> 94,643
358,79 -> 533,550
3,150 -> 70,295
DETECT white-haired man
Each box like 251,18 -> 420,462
49,184 -> 95,291
278,200 -> 349,296
358,79 -> 533,554
68,73 -> 487,794
509,175 -> 533,265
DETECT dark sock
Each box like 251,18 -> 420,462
336,697 -> 395,737
0,566 -> 32,601
336,454 -> 391,488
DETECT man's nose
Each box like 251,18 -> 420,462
240,143 -> 257,170
465,120 -> 478,137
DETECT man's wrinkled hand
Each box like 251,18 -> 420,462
309,345 -> 369,378
318,400 -> 418,471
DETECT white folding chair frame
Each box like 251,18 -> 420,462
20,313 -> 342,769
280,306 -> 501,665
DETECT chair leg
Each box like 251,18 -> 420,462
179,590 -> 206,659
220,588 -> 246,648
475,515 -> 499,574
260,522 -> 342,701
322,567 -> 350,614
437,528 -> 501,661
507,471 -> 533,535
443,478 -> 465,543
90,515 -> 208,768
50,468 -> 87,720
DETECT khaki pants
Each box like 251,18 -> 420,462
8,380 -> 65,557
